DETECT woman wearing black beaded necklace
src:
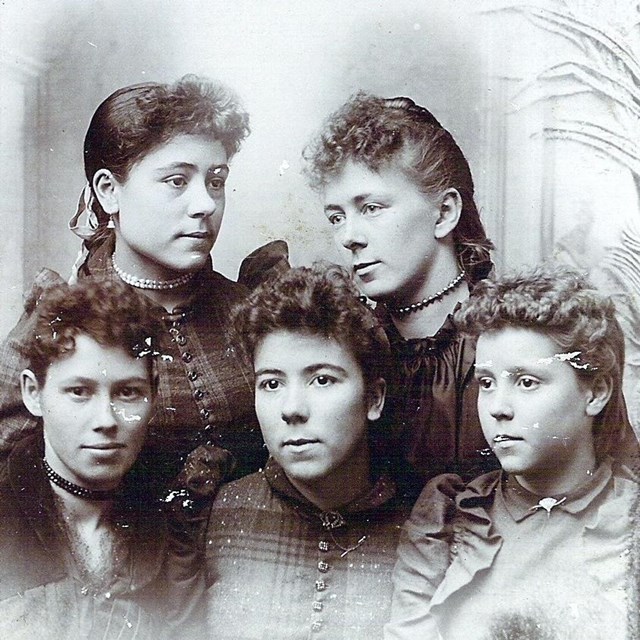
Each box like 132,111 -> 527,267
304,93 -> 497,490
0,278 -> 204,638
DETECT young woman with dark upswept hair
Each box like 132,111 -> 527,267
0,76 -> 288,501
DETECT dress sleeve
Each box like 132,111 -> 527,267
0,270 -> 64,455
384,473 -> 464,640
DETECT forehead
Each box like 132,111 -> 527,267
254,330 -> 361,373
44,334 -> 149,384
475,327 -> 574,371
130,133 -> 228,171
322,159 -> 420,202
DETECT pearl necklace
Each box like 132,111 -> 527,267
111,256 -> 194,291
387,270 -> 466,317
44,459 -> 118,501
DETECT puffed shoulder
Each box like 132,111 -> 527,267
408,473 -> 467,529
22,269 -> 66,314
237,240 -> 290,290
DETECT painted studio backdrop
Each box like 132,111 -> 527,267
1,0 -> 640,430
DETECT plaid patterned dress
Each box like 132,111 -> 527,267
206,458 -> 410,640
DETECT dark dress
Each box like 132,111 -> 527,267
0,239 -> 290,498
0,432 -> 205,639
380,307 -> 497,489
206,457 -> 411,639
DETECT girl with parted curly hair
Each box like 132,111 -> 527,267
206,264 -> 412,639
0,76 -> 284,501
304,93 -> 495,486
385,263 -> 637,640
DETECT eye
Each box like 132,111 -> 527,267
517,376 -> 539,390
165,175 -> 188,189
312,375 -> 336,387
327,212 -> 345,226
476,377 -> 494,391
207,177 -> 226,192
66,386 -> 91,400
258,378 -> 281,391
116,385 -> 148,402
362,203 -> 383,214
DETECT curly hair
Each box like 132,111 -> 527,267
22,278 -> 164,386
455,262 -> 628,460
80,74 -> 250,267
233,263 -> 389,385
233,263 -> 394,473
303,92 -> 494,284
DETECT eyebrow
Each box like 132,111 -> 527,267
255,363 -> 349,377
323,193 -> 376,214
154,162 -> 230,174
58,375 -> 150,385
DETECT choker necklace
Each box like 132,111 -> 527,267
111,256 -> 194,291
388,270 -> 466,317
43,459 -> 118,501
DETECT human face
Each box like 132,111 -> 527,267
254,330 -> 384,509
107,134 -> 229,280
21,334 -> 154,491
475,327 -> 599,494
322,160 -> 441,304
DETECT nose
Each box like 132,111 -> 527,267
187,180 -> 218,218
487,386 -> 514,421
337,213 -> 367,252
281,383 -> 309,425
93,394 -> 118,431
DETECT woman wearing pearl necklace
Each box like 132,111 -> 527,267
0,76 -> 286,503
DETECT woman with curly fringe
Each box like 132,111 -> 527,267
304,94 -> 496,489
386,264 -> 637,640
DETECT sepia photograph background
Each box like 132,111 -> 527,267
1,0 -> 639,428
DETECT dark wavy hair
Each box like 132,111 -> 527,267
21,278 -> 163,386
233,263 -> 389,385
81,74 -> 250,269
233,263 -> 395,472
455,263 -> 628,460
303,92 -> 494,284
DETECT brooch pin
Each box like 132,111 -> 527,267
529,496 -> 566,516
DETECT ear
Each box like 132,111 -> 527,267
92,169 -> 120,215
366,378 -> 386,421
434,188 -> 463,240
20,369 -> 44,418
585,375 -> 613,418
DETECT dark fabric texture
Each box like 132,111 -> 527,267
205,457 -> 411,640
0,238 -> 291,496
379,307 -> 498,489
0,433 -> 206,639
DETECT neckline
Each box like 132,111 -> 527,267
500,460 -> 613,522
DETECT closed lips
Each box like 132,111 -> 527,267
182,231 -> 210,238
493,435 -> 523,443
284,439 -> 320,446
83,443 -> 126,450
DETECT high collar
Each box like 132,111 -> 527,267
263,457 -> 398,525
499,458 -> 615,522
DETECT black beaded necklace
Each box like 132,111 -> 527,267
43,459 -> 118,501
387,270 -> 466,317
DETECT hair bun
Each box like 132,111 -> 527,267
383,96 -> 442,129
